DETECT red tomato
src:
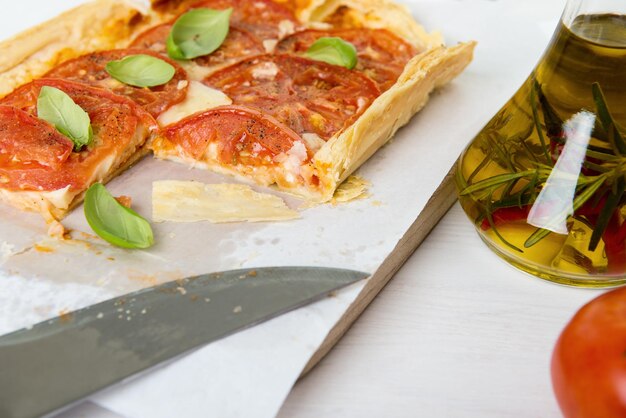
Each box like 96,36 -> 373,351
277,28 -> 420,91
191,0 -> 301,41
205,54 -> 380,140
130,23 -> 265,71
161,105 -> 308,166
552,286 -> 626,418
0,79 -> 157,192
0,105 -> 72,169
45,49 -> 188,117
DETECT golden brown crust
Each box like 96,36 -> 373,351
286,0 -> 442,48
0,0 -> 152,97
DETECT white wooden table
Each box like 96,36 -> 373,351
278,204 -> 603,417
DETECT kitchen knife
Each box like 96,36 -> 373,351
0,266 -> 368,418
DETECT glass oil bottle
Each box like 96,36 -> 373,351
456,2 -> 626,286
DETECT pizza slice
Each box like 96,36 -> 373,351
0,79 -> 158,221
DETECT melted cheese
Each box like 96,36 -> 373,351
153,180 -> 300,223
263,39 -> 278,53
2,153 -> 116,211
278,20 -> 296,38
0,186 -> 76,215
180,61 -> 216,81
157,81 -> 232,126
251,62 -> 279,80
301,132 -> 326,152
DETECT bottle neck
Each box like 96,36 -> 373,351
562,0 -> 626,27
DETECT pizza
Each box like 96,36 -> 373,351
0,0 -> 475,225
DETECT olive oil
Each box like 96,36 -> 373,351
457,14 -> 626,286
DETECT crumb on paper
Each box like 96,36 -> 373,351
47,220 -> 67,239
115,195 -> 132,208
332,176 -> 370,205
233,306 -> 243,314
152,180 -> 300,223
34,244 -> 54,253
176,286 -> 187,295
58,309 -> 73,323
248,270 -> 258,277
97,312 -> 104,319
127,272 -> 159,286
79,231 -> 99,240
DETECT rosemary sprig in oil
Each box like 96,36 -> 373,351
460,80 -> 626,253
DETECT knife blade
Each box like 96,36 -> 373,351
0,266 -> 368,418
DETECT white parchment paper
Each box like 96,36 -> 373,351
0,0 -> 560,416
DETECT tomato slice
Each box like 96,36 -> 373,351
162,105 -> 308,168
0,79 -> 157,192
277,28 -> 420,91
0,106 -> 73,170
44,49 -> 188,117
204,54 -> 381,140
130,23 -> 265,72
189,0 -> 301,41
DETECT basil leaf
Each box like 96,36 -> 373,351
37,86 -> 93,151
105,54 -> 176,88
84,183 -> 154,249
306,37 -> 358,70
167,8 -> 232,60
166,35 -> 186,61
